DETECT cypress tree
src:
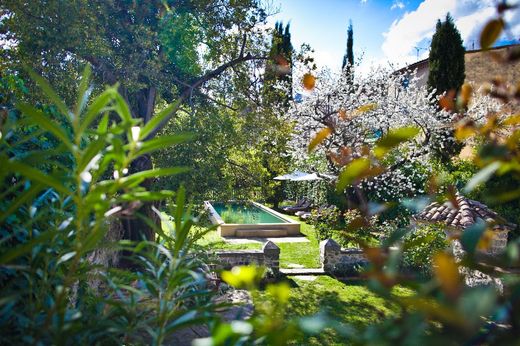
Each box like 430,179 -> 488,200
342,21 -> 354,83
264,21 -> 293,106
427,13 -> 465,95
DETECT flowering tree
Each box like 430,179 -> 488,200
288,66 -> 503,202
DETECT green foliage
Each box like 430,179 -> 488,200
309,205 -> 341,241
402,224 -> 449,274
427,13 -> 466,95
0,68 -> 216,344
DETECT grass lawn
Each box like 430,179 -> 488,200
193,213 -> 322,268
283,275 -> 412,345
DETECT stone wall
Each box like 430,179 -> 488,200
214,241 -> 280,273
320,239 -> 368,275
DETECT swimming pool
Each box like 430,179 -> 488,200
204,201 -> 300,237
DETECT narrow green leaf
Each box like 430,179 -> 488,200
118,167 -> 189,188
0,230 -> 57,264
140,99 -> 182,139
79,88 -> 115,134
6,160 -> 71,195
113,93 -> 133,123
118,190 -> 175,202
75,65 -> 93,117
136,134 -> 194,156
0,182 -> 44,223
77,138 -> 106,174
336,158 -> 370,192
463,161 -> 501,193
57,251 -> 77,265
26,68 -> 71,120
16,103 -> 73,150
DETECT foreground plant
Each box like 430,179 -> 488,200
0,67 -> 216,345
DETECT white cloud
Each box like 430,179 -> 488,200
381,0 -> 519,66
391,1 -> 405,10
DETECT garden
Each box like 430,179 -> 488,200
1,1 -> 520,345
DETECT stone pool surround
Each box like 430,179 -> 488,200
204,200 -> 300,237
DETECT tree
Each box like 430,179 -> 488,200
288,65 -> 500,207
1,0 -> 271,241
341,21 -> 354,83
427,13 -> 465,95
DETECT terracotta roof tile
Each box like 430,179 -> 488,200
414,192 -> 516,231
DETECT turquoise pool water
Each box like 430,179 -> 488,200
212,202 -> 288,224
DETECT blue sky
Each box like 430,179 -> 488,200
266,0 -> 520,74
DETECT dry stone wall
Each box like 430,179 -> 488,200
320,239 -> 368,275
214,241 -> 280,273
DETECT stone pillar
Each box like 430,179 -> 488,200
263,241 -> 280,273
320,238 -> 341,273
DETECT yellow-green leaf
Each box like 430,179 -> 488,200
480,18 -> 504,50
336,157 -> 370,192
433,252 -> 462,299
374,126 -> 420,158
308,127 -> 332,153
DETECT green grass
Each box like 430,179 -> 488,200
283,276 -> 412,345
192,213 -> 322,267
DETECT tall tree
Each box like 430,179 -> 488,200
427,13 -> 465,95
341,21 -> 354,83
264,21 -> 293,108
1,0 -> 270,241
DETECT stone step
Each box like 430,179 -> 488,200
235,229 -> 288,237
280,268 -> 325,276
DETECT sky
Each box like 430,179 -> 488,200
266,0 -> 520,75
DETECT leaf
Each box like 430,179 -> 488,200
354,103 -> 377,114
140,98 -> 183,139
302,73 -> 316,90
460,219 -> 487,254
221,266 -> 263,289
0,183 -> 44,223
57,251 -> 77,265
117,167 -> 189,188
266,281 -> 291,304
374,126 -> 420,158
5,161 -> 71,195
136,133 -> 194,156
26,68 -> 71,120
79,88 -> 116,135
308,127 -> 332,153
113,93 -> 133,124
0,230 -> 57,264
75,65 -> 93,117
118,190 -> 175,202
336,158 -> 370,192
16,103 -> 73,150
503,113 -> 520,126
463,161 -> 501,193
454,123 -> 476,141
433,252 -> 462,299
480,18 -> 504,50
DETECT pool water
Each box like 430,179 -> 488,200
212,202 -> 288,224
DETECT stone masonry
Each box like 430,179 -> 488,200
214,241 -> 280,273
320,239 -> 368,275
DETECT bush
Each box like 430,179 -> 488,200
402,223 -> 448,274
309,205 -> 341,241
0,67 -> 216,344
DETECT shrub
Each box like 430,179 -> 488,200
402,224 -> 448,274
0,67 -> 216,344
309,205 -> 341,241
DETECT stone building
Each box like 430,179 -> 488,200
396,44 -> 520,89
